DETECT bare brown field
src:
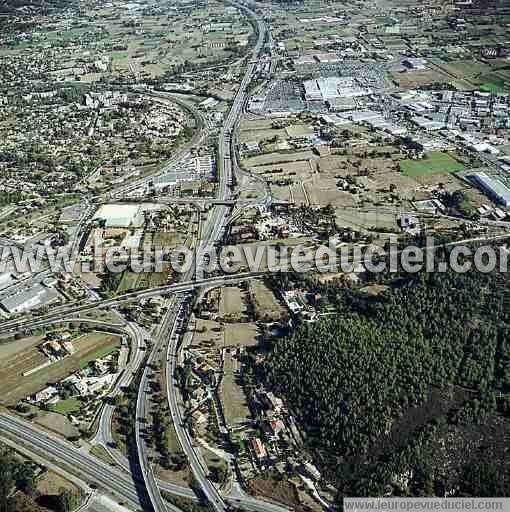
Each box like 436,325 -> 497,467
192,319 -> 224,348
243,150 -> 316,168
37,470 -> 80,497
391,70 -> 450,89
239,128 -> 287,144
0,335 -> 45,362
35,409 -> 80,439
335,208 -> 399,233
250,160 -> 315,182
269,184 -> 293,202
304,177 -> 358,208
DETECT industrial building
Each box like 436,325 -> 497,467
0,283 -> 59,315
0,272 -> 15,291
470,172 -> 510,207
303,77 -> 372,102
93,204 -> 144,228
150,154 -> 216,191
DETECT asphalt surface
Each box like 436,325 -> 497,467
154,2 -> 269,511
0,413 -> 292,512
0,271 -> 265,334
0,3 -> 285,512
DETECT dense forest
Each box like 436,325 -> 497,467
265,268 -> 510,500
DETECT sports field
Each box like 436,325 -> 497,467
400,152 -> 465,177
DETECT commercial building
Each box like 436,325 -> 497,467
402,57 -> 427,70
304,77 -> 372,102
469,172 -> 510,207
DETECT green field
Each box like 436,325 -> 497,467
400,152 -> 465,176
480,80 -> 507,93
79,341 -> 120,369
50,397 -> 81,415
110,51 -> 128,60
116,265 -> 171,294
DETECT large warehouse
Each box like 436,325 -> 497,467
470,172 -> 510,207
304,77 -> 372,102
93,204 -> 144,228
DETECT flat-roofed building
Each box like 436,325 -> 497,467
93,204 -> 144,229
470,172 -> 510,207
304,77 -> 372,102
0,283 -> 59,314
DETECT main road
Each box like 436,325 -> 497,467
0,413 -> 290,512
137,1 -> 268,511
0,3 -> 274,511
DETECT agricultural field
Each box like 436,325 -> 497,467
2,0 -> 252,84
191,319 -> 224,349
434,58 -> 510,92
224,322 -> 259,348
243,150 -> 317,169
391,69 -> 453,89
0,332 -> 120,405
50,398 -> 81,415
219,286 -> 248,322
399,152 -> 465,177
17,404 -> 80,439
116,263 -> 173,294
248,280 -> 285,322
221,351 -> 251,427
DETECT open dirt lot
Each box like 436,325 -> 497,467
191,319 -> 224,348
0,334 -> 45,361
243,150 -> 316,168
391,69 -> 452,89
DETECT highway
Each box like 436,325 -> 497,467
0,271 -> 265,334
0,413 -> 150,510
4,224 -> 510,336
155,2 -> 268,512
135,294 -> 189,512
0,413 -> 291,512
0,2 -> 276,512
92,321 -> 147,448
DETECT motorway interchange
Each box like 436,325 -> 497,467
0,1 -> 282,512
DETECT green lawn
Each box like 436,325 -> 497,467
110,51 -> 128,60
480,80 -> 506,93
79,342 -> 120,369
400,152 -> 465,177
50,398 -> 81,415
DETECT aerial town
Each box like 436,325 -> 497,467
0,0 -> 510,511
